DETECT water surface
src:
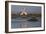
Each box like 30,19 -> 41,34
11,17 -> 41,29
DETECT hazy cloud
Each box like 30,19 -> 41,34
11,5 -> 41,14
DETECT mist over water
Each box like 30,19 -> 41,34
11,5 -> 41,28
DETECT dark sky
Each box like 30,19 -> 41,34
11,5 -> 41,14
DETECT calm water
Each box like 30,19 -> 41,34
11,17 -> 41,29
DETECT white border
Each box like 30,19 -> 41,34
8,2 -> 44,32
